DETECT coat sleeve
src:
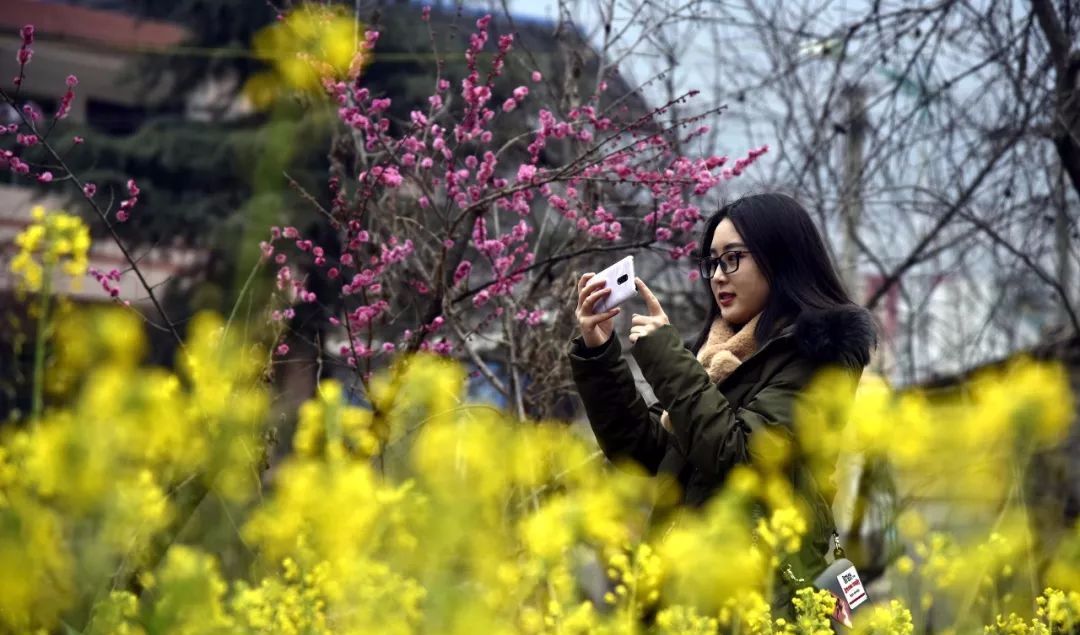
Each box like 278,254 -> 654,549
629,324 -> 809,479
568,334 -> 670,475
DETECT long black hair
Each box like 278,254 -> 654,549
691,193 -> 860,352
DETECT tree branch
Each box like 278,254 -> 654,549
864,127 -> 1027,310
0,87 -> 186,349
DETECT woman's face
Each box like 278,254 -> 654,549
709,218 -> 769,326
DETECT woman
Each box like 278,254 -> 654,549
567,193 -> 876,598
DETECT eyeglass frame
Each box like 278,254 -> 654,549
697,250 -> 751,279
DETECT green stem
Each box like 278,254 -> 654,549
222,257 -> 264,345
31,266 -> 53,424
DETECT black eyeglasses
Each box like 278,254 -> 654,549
698,250 -> 751,278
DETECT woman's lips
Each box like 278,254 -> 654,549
717,292 -> 735,307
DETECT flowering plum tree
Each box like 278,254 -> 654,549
252,7 -> 767,416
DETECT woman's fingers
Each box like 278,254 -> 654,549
635,277 -> 665,317
576,272 -> 594,295
577,275 -> 606,309
581,286 -> 612,314
576,274 -> 592,307
582,307 -> 619,328
628,323 -> 657,344
630,314 -> 665,327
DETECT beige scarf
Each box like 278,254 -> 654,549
659,314 -> 760,432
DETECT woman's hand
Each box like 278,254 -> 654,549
575,272 -> 621,348
629,278 -> 669,344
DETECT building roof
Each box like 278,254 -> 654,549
0,0 -> 189,51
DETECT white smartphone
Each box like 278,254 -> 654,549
593,255 -> 637,314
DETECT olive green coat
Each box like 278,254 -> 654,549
568,306 -> 875,588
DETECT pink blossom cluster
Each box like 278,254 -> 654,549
270,307 -> 296,322
268,220 -> 426,364
87,266 -> 122,297
526,106 -> 609,162
453,15 -> 515,143
13,25 -> 33,85
55,75 -> 78,120
273,261 -> 319,308
517,109 -> 756,247
116,179 -> 139,222
22,103 -> 41,122
469,216 -> 534,307
274,263 -> 292,290
515,308 -> 544,326
586,205 -> 621,241
0,149 -> 30,175
0,126 -> 32,176
453,260 -> 472,286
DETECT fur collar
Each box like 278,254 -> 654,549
696,314 -> 760,384
790,305 -> 877,368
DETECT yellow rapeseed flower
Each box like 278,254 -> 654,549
853,599 -> 915,635
757,505 -> 808,557
10,206 -> 90,293
656,604 -> 720,635
83,591 -> 145,635
0,494 -> 74,632
245,4 -> 371,109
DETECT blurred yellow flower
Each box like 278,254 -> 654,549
1036,587 -> 1080,632
245,4 -> 371,109
10,206 -> 89,293
295,379 -> 379,461
657,604 -> 720,634
853,599 -> 914,635
84,591 -> 145,635
150,546 -> 235,632
758,505 -> 808,557
0,494 -> 73,631
718,590 -> 773,635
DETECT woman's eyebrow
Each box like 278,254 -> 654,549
712,242 -> 746,254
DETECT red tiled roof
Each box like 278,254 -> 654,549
0,0 -> 190,50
